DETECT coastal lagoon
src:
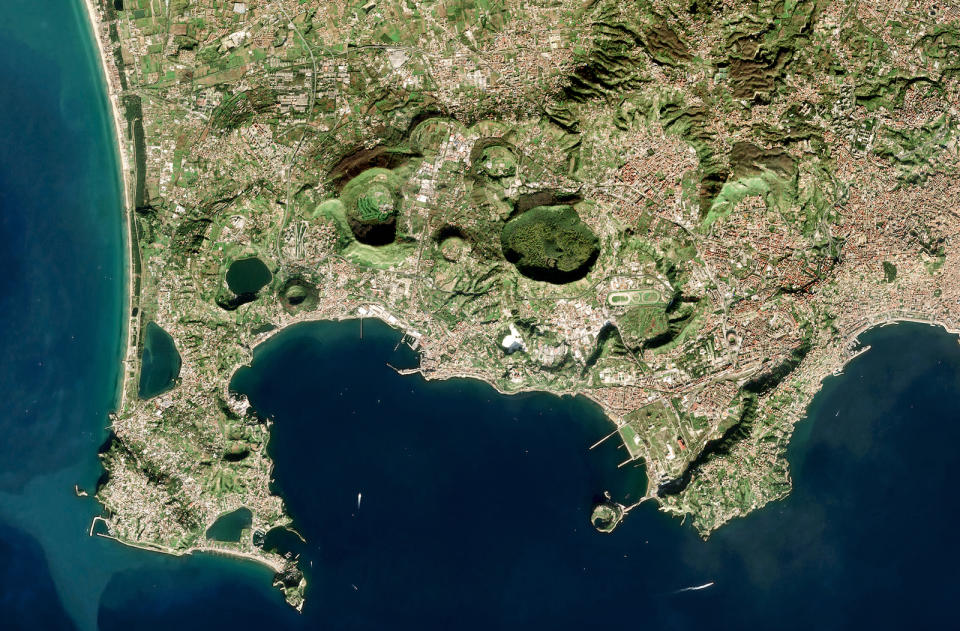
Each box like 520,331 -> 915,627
137,321 -> 181,399
205,508 -> 254,543
5,1 -> 960,629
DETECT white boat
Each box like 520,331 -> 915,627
673,581 -> 714,594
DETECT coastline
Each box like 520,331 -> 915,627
91,531 -> 286,574
231,306 -> 960,489
843,312 -> 960,347
79,0 -> 139,417
81,2 -> 304,601
77,0 -> 960,595
74,0 -> 303,600
88,516 -> 286,574
60,1 -> 960,623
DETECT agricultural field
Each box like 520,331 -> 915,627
90,0 -> 960,607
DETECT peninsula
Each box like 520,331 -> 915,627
85,0 -> 960,609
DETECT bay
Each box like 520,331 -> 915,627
107,317 -> 953,630
3,2 -> 960,629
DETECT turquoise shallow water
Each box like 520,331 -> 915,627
0,0 -> 128,626
6,2 -> 960,629
0,3 -> 282,629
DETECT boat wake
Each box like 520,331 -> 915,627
671,581 -> 714,594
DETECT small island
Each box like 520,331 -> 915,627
591,500 -> 625,534
85,0 -> 960,611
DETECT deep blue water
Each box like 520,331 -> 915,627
5,2 -> 960,630
225,257 -> 272,295
218,319 -> 960,630
0,3 -> 285,630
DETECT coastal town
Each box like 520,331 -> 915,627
86,0 -> 960,608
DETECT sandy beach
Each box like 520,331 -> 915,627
79,0 -> 139,415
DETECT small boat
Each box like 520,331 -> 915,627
357,492 -> 362,510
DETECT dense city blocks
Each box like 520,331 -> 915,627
87,0 -> 960,608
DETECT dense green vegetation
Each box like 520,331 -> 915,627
563,3 -> 652,102
410,117 -> 466,154
211,88 -> 278,131
121,94 -> 147,209
341,168 -> 402,245
702,141 -> 799,228
883,261 -> 898,283
103,0 -> 960,581
618,305 -> 670,349
474,145 -> 517,178
278,277 -> 319,313
500,205 -> 599,283
590,502 -> 623,533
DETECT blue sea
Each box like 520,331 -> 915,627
3,2 -> 960,629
